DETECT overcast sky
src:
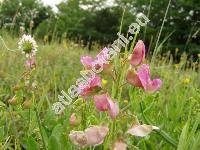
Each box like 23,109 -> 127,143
41,0 -> 63,11
41,0 -> 115,12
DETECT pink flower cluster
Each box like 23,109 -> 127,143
78,48 -> 118,119
69,40 -> 162,147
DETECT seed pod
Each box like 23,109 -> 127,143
19,26 -> 25,34
29,20 -> 34,29
8,98 -> 18,105
12,84 -> 20,91
23,100 -> 32,109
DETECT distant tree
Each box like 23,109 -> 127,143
0,0 -> 53,34
116,0 -> 200,55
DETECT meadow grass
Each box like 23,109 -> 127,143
0,34 -> 199,150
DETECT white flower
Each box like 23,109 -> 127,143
186,16 -> 191,20
189,10 -> 194,16
178,7 -> 184,13
18,34 -> 38,57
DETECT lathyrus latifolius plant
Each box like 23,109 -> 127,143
8,34 -> 38,108
68,40 -> 166,149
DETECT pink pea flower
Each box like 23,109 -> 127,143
69,125 -> 109,147
126,64 -> 162,93
96,47 -> 109,62
80,47 -> 110,71
70,113 -> 76,126
78,75 -> 102,97
127,124 -> 159,137
93,93 -> 119,119
130,40 -> 145,67
80,56 -> 94,69
25,57 -> 36,69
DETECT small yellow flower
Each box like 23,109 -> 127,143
182,78 -> 190,84
198,53 -> 200,58
63,41 -> 67,48
124,100 -> 129,104
175,64 -> 179,69
102,79 -> 108,86
44,35 -> 48,44
175,48 -> 180,53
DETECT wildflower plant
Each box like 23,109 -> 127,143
7,33 -> 49,149
9,34 -> 37,108
65,39 -> 169,149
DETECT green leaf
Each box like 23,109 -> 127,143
25,136 -> 38,150
177,122 -> 189,150
48,124 -> 68,150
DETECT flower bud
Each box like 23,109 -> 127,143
8,98 -> 18,105
12,84 -> 20,91
29,20 -> 34,29
23,100 -> 32,109
70,113 -> 76,126
19,26 -> 25,34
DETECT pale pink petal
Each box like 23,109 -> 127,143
80,56 -> 94,69
146,79 -> 163,93
70,113 -> 76,126
94,94 -> 109,111
112,140 -> 127,150
126,70 -> 143,87
107,98 -> 119,119
130,40 -> 145,67
69,125 -> 109,147
69,131 -> 87,147
85,126 -> 109,146
127,124 -> 159,137
25,57 -> 36,69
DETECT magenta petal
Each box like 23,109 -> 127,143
130,40 -> 145,67
78,75 -> 102,96
96,47 -> 109,61
94,94 -> 109,111
146,79 -> 162,93
107,98 -> 119,119
126,70 -> 143,87
80,56 -> 94,69
90,76 -> 102,88
137,64 -> 151,90
127,64 -> 162,93
93,93 -> 119,119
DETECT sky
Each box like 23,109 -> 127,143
41,0 -> 63,12
41,0 -> 115,12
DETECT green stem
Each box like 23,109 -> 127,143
35,108 -> 47,150
28,108 -> 31,136
117,33 -> 138,101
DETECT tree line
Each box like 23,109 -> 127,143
0,0 -> 199,59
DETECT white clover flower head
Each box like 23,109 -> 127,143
18,34 -> 38,57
